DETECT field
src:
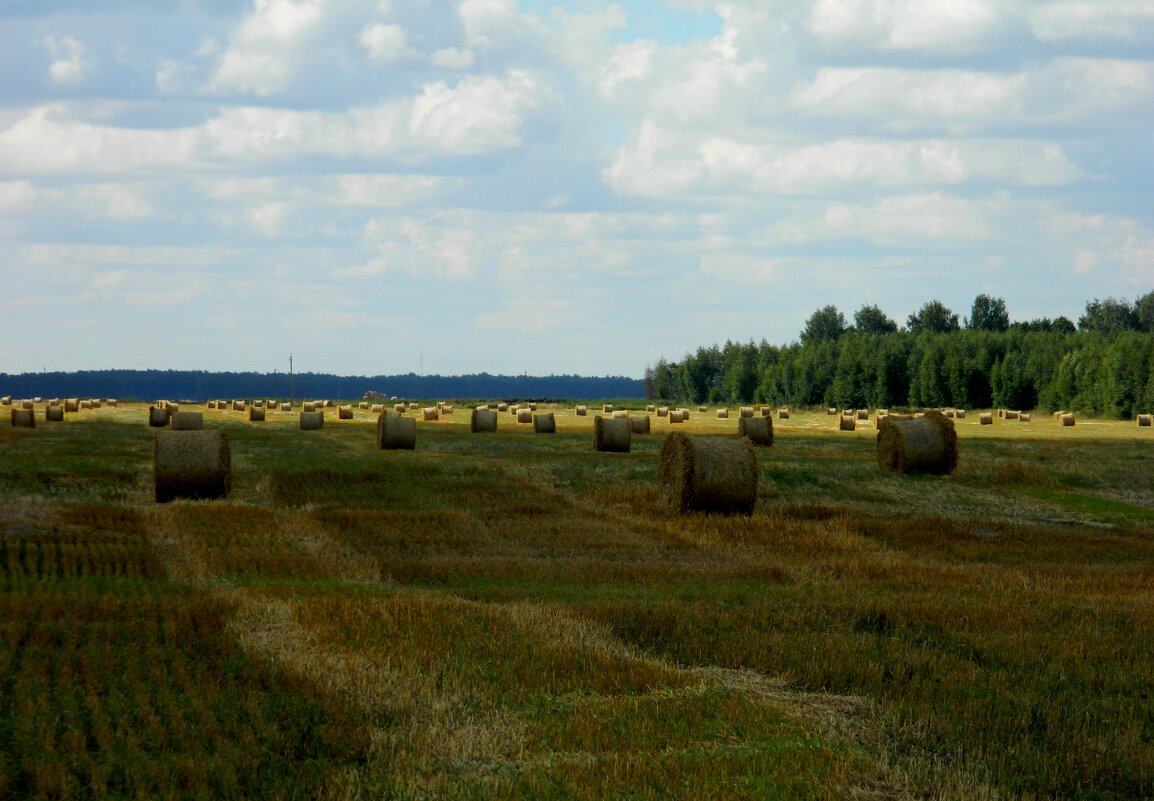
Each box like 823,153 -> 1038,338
1,402 -> 1152,800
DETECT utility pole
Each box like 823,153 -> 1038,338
289,354 -> 295,406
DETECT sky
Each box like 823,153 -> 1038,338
1,0 -> 1152,379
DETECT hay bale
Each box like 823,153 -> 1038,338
1005,410 -> 1020,421
738,415 -> 773,446
148,405 -> 169,428
575,405 -> 587,416
717,408 -> 729,419
377,412 -> 417,450
359,401 -> 369,409
680,408 -> 691,419
630,415 -> 651,435
740,407 -> 754,418
668,410 -> 686,424
254,400 -> 264,408
657,406 -> 669,417
10,408 -> 35,428
154,429 -> 230,503
777,408 -> 790,420
839,414 -> 856,431
21,399 -> 34,410
827,407 -> 837,415
979,412 -> 993,425
698,406 -> 708,413
408,402 -> 419,411
45,405 -> 64,423
394,403 -> 406,413
877,410 -> 958,475
528,402 -> 537,411
300,411 -> 325,430
856,409 -> 869,421
471,408 -> 498,433
80,400 -> 92,410
593,415 -> 631,452
279,402 -> 292,412
1019,412 -> 1031,422
370,404 -> 384,414
206,400 -> 217,410
1137,414 -> 1152,427
955,409 -> 966,419
658,433 -> 757,515
944,408 -> 956,419
613,410 -> 629,419
498,403 -> 509,412
603,404 -> 614,414
338,405 -> 354,420
516,409 -> 532,424
533,412 -> 556,433
233,400 -> 246,412
249,405 -> 266,422
170,411 -> 204,431
761,407 -> 772,417
0,396 -> 9,406
646,404 -> 656,412
1060,413 -> 1076,427
422,407 -> 439,422
64,398 -> 79,412
303,402 -> 317,413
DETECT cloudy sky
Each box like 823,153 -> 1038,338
1,0 -> 1151,378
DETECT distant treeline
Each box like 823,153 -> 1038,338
0,370 -> 646,403
647,294 -> 1154,418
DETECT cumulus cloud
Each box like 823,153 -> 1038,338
807,0 -> 1001,55
39,35 -> 92,85
207,0 -> 324,95
409,70 -> 546,154
1029,1 -> 1154,43
359,21 -> 412,63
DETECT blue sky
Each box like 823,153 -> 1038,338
1,0 -> 1151,378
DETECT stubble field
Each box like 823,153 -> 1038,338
1,402 -> 1151,800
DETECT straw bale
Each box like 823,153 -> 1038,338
20,400 -> 33,410
761,407 -> 772,417
422,407 -> 439,422
394,403 -> 406,413
359,401 -> 369,409
0,396 -> 9,406
593,415 -> 631,452
249,405 -> 266,422
279,402 -> 292,412
170,411 -> 204,431
154,429 -> 230,503
498,403 -> 509,412
528,402 -> 537,411
1138,414 -> 1152,427
603,404 -> 614,414
646,404 -> 656,412
630,415 -> 651,435
777,408 -> 790,420
65,399 -> 79,413
827,407 -> 837,415
303,402 -> 317,413
680,408 -> 691,419
80,400 -> 92,410
1060,413 -> 1076,427
698,406 -> 708,413
839,414 -> 856,431
740,407 -> 754,418
377,412 -> 417,450
668,410 -> 686,424
409,402 -> 420,410
979,412 -> 993,425
254,400 -> 264,408
206,400 -> 217,410
1019,413 -> 1031,422
516,408 -> 532,424
575,405 -> 588,416
857,409 -> 869,421
1005,410 -> 1019,420
471,409 -> 498,433
233,400 -> 246,412
613,410 -> 629,419
338,405 -> 354,420
657,406 -> 669,417
442,405 -> 454,415
956,409 -> 966,419
10,408 -> 35,428
300,411 -> 325,430
371,404 -> 384,414
45,405 -> 64,423
658,433 -> 757,515
148,405 -> 169,428
738,415 -> 773,446
717,408 -> 729,419
877,410 -> 958,475
533,412 -> 556,433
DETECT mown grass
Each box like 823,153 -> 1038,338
0,402 -> 1151,799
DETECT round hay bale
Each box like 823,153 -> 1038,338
1061,413 -> 1076,427
394,403 -> 406,413
603,404 -> 614,414
956,409 -> 966,419
668,410 -> 686,424
516,408 -> 532,424
21,399 -> 34,410
498,403 -> 509,412
593,415 -> 631,453
279,402 -> 292,412
11,408 -> 35,428
529,402 -> 538,412
170,411 -> 204,431
646,404 -> 656,412
613,410 -> 629,419
1005,410 -> 1020,421
944,408 -> 956,419
738,415 -> 773,446
1019,412 -> 1031,422
80,400 -> 92,410
0,396 -> 10,406
575,405 -> 587,416
408,402 -> 419,411
206,400 -> 217,410
777,408 -> 790,420
359,401 -> 369,409
422,407 -> 439,422
64,398 -> 79,413
370,404 -> 384,414
657,406 -> 669,417
698,406 -> 708,413
659,433 -> 757,515
249,405 -> 266,422
856,409 -> 869,421
839,414 -> 856,431
979,412 -> 993,425
680,408 -> 692,419
377,412 -> 417,450
148,405 -> 169,428
338,405 -> 354,420
533,412 -> 556,434
761,407 -> 772,417
1137,414 -> 1152,427
717,408 -> 729,419
154,429 -> 230,503
877,410 -> 957,475
740,406 -> 754,418
827,407 -> 837,415
233,400 -> 246,412
471,408 -> 498,433
300,411 -> 324,430
303,402 -> 317,413
45,405 -> 64,423
630,415 -> 651,435
254,399 -> 264,408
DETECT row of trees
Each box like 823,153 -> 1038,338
647,295 -> 1154,418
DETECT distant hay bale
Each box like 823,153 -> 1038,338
233,400 -> 246,412
529,402 -> 537,411
516,408 -> 532,424
0,396 -> 10,406
249,405 -> 266,422
593,415 -> 631,452
422,407 -> 439,422
717,409 -> 729,419
657,406 -> 669,417
1060,413 -> 1076,427
11,408 -> 35,428
998,409 -> 1005,418
658,433 -> 757,515
827,407 -> 837,415
279,402 -> 292,412
377,412 -> 417,450
680,408 -> 691,419
21,399 -> 34,410
630,415 -> 651,434
206,400 -> 217,410
359,401 -> 369,409
1005,410 -> 1020,421
533,412 -> 556,433
254,400 -> 264,408
80,400 -> 92,410
371,404 -> 384,414
979,412 -> 993,425
761,407 -> 772,417
603,404 -> 614,414
575,405 -> 587,416
856,409 -> 869,421
738,415 -> 773,446
646,404 -> 656,412
613,410 -> 629,419
45,405 -> 64,423
955,409 -> 966,419
154,429 -> 230,503
877,410 -> 958,475
1019,413 -> 1031,422
394,403 -> 406,413
944,408 -> 956,419
1138,414 -> 1152,427
303,402 -> 317,413
170,411 -> 204,431
338,405 -> 354,420
777,408 -> 790,420
839,414 -> 856,431
300,411 -> 325,430
471,408 -> 498,433
498,403 -> 509,412
698,406 -> 708,413
740,407 -> 754,418
408,402 -> 419,411
442,405 -> 454,415
148,405 -> 169,428
1053,411 -> 1065,421
65,399 -> 79,413
668,410 -> 686,424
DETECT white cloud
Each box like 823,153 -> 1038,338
430,47 -> 476,69
1029,1 -> 1154,43
39,35 -> 92,85
807,0 -> 1000,55
208,0 -> 325,95
359,22 -> 411,64
409,70 -> 545,154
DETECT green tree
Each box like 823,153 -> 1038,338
966,294 -> 1009,332
1134,291 -> 1154,332
800,305 -> 847,346
907,300 -> 960,334
852,304 -> 898,335
1078,297 -> 1136,334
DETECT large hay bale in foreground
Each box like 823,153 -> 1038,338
45,405 -> 64,423
154,429 -> 230,503
659,433 -> 757,515
170,411 -> 204,431
839,414 -> 856,431
630,415 -> 651,434
471,408 -> 498,433
11,408 -> 35,428
300,411 -> 324,430
533,412 -> 556,433
877,410 -> 957,475
377,413 -> 417,450
738,415 -> 773,446
593,415 -> 631,452
249,405 -> 266,422
148,405 -> 169,428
